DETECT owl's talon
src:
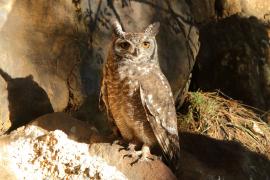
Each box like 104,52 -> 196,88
130,153 -> 154,166
123,149 -> 140,159
123,150 -> 142,160
111,140 -> 118,145
123,144 -> 156,165
112,139 -> 120,145
127,143 -> 136,151
119,142 -> 136,152
123,154 -> 133,159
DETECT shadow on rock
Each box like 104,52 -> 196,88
179,132 -> 270,180
191,15 -> 270,114
0,68 -> 53,133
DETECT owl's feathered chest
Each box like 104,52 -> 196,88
113,62 -> 156,80
106,63 -> 144,96
105,61 -> 157,110
105,61 -> 159,145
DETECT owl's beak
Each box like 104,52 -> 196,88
132,48 -> 140,57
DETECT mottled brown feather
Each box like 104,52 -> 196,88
100,21 -> 180,170
139,72 -> 180,168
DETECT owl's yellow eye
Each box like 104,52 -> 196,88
118,42 -> 130,50
142,41 -> 150,48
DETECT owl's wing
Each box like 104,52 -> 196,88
99,68 -> 108,112
99,66 -> 116,131
139,72 -> 180,167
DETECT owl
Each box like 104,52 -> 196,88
99,21 -> 180,169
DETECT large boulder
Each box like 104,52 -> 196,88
0,0 -> 76,133
188,0 -> 270,119
191,15 -> 270,114
0,113 -> 176,180
1,112 -> 269,179
188,0 -> 270,24
0,0 -> 200,134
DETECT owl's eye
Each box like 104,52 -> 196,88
118,42 -> 130,50
142,41 -> 150,48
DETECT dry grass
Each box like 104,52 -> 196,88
178,91 -> 270,158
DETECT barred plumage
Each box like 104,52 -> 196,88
100,21 -> 180,169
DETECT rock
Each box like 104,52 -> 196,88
0,127 -> 128,179
1,112 -> 269,179
187,0 -> 270,24
0,0 -> 75,134
178,132 -> 270,180
191,15 -> 270,112
0,135 -> 17,180
0,0 -> 269,133
0,0 -> 200,134
0,113 -> 176,180
29,112 -> 98,143
89,143 -> 177,180
0,69 -> 54,133
0,73 -> 10,133
240,0 -> 270,19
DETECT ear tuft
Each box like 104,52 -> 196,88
144,22 -> 160,36
111,20 -> 125,38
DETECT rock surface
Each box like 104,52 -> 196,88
1,112 -> 269,180
0,0 -> 269,133
0,0 -> 200,134
0,113 -> 176,180
1,127 -> 127,179
89,143 -> 176,180
0,0 -> 75,134
189,0 -> 270,115
191,15 -> 270,113
188,0 -> 270,24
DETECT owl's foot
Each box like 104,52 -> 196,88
123,145 -> 158,165
119,143 -> 137,152
113,139 -> 137,152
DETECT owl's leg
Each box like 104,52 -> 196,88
118,143 -> 136,154
118,139 -> 138,152
139,144 -> 152,160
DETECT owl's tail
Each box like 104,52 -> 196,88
163,133 -> 181,173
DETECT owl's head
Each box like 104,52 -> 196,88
111,21 -> 160,63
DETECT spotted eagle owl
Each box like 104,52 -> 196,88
99,21 -> 180,168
